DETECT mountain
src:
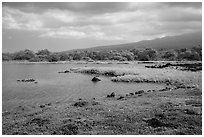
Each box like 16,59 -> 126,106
63,31 -> 202,53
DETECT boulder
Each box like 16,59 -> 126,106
117,96 -> 125,100
135,90 -> 144,94
58,70 -> 70,73
91,76 -> 101,82
129,92 -> 134,96
64,70 -> 70,73
107,92 -> 115,98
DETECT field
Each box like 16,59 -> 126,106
2,62 -> 202,135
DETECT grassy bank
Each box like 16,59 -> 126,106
71,66 -> 201,89
2,87 -> 202,135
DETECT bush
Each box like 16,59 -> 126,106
48,54 -> 60,62
13,49 -> 35,60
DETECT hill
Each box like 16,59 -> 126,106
64,31 -> 202,52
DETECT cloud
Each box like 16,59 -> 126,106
161,2 -> 202,9
39,26 -> 124,41
2,2 -> 202,42
3,2 -> 132,14
2,7 -> 44,30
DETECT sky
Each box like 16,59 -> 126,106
2,2 -> 202,52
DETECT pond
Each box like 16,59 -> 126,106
2,62 -> 165,111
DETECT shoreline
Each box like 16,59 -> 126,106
2,60 -> 202,64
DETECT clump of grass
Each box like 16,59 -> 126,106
111,74 -> 180,84
72,67 -> 128,76
71,66 -> 201,87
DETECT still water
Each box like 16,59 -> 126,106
2,62 -> 165,111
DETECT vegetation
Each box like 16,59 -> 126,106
2,45 -> 202,62
2,86 -> 202,135
71,65 -> 201,89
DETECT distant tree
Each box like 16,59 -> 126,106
112,55 -> 127,61
36,49 -> 50,56
58,53 -> 70,61
2,53 -> 13,61
121,51 -> 134,61
180,48 -> 187,52
13,49 -> 35,60
177,49 -> 200,61
192,45 -> 202,58
137,51 -> 150,61
70,51 -> 83,60
48,54 -> 59,62
29,56 -> 41,62
144,48 -> 157,60
162,50 -> 177,60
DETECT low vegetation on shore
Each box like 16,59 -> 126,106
3,45 -> 201,62
71,62 -> 201,89
2,85 -> 202,135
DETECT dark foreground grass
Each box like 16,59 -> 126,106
2,87 -> 202,135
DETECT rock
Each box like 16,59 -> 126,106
91,76 -> 101,82
117,96 -> 125,100
110,92 -> 115,97
34,82 -> 38,84
19,78 -> 35,82
39,104 -> 45,108
135,90 -> 144,94
73,101 -> 89,107
46,103 -> 51,106
59,70 -> 70,73
129,92 -> 134,96
107,92 -> 115,98
143,118 -> 165,128
64,70 -> 70,73
165,87 -> 171,90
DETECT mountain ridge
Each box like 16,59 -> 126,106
62,31 -> 202,53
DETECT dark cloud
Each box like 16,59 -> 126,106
161,2 -> 202,9
3,2 -> 131,14
159,9 -> 202,22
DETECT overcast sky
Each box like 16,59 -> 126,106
2,2 -> 202,52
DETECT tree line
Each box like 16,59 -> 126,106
2,45 -> 202,62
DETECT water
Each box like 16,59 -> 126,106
2,62 -> 165,111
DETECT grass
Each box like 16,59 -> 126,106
2,87 -> 202,135
71,66 -> 201,89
